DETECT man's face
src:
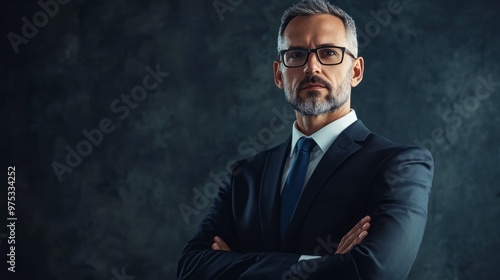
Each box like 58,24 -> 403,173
274,14 -> 362,116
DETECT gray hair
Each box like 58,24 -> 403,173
277,0 -> 358,57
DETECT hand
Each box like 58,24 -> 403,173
211,216 -> 371,254
335,215 -> 371,254
211,236 -> 231,251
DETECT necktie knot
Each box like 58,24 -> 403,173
296,137 -> 316,153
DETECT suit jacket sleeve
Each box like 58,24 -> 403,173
275,146 -> 434,280
178,146 -> 434,280
177,167 -> 301,280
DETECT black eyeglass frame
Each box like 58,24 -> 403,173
278,46 -> 357,68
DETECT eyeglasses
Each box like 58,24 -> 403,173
279,46 -> 356,68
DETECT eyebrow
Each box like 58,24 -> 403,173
286,43 -> 341,50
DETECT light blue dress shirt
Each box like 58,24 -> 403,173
281,110 -> 358,193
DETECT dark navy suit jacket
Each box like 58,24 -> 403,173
178,120 -> 434,280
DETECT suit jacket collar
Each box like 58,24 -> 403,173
289,110 -> 358,156
258,120 -> 371,252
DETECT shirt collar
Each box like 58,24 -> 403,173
289,109 -> 358,157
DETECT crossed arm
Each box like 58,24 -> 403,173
178,216 -> 371,280
211,215 -> 371,255
178,147 -> 433,280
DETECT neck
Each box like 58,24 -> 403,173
295,105 -> 350,136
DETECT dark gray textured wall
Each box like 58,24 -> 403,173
2,0 -> 500,279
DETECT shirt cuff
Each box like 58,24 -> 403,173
298,255 -> 322,261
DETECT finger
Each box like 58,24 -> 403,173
345,222 -> 370,247
336,237 -> 347,254
346,224 -> 371,252
214,236 -> 227,250
211,242 -> 221,250
336,216 -> 371,254
339,230 -> 368,254
214,236 -> 231,252
337,224 -> 367,253
360,222 -> 370,234
344,231 -> 368,253
336,217 -> 371,254
344,216 -> 370,241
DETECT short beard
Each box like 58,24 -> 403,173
284,69 -> 352,116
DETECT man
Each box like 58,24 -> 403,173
178,0 -> 433,279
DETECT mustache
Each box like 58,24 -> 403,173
297,75 -> 332,91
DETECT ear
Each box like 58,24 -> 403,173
273,60 -> 284,89
350,56 -> 364,87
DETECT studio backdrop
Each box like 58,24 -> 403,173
2,0 -> 499,279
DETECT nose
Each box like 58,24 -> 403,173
303,51 -> 322,75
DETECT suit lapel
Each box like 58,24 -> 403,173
259,136 -> 291,251
282,120 -> 371,250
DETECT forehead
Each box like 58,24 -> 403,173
282,14 -> 347,48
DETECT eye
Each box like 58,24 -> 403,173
319,48 -> 339,57
287,50 -> 306,59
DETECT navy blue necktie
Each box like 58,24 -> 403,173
280,137 -> 317,238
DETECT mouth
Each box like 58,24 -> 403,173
301,83 -> 326,90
